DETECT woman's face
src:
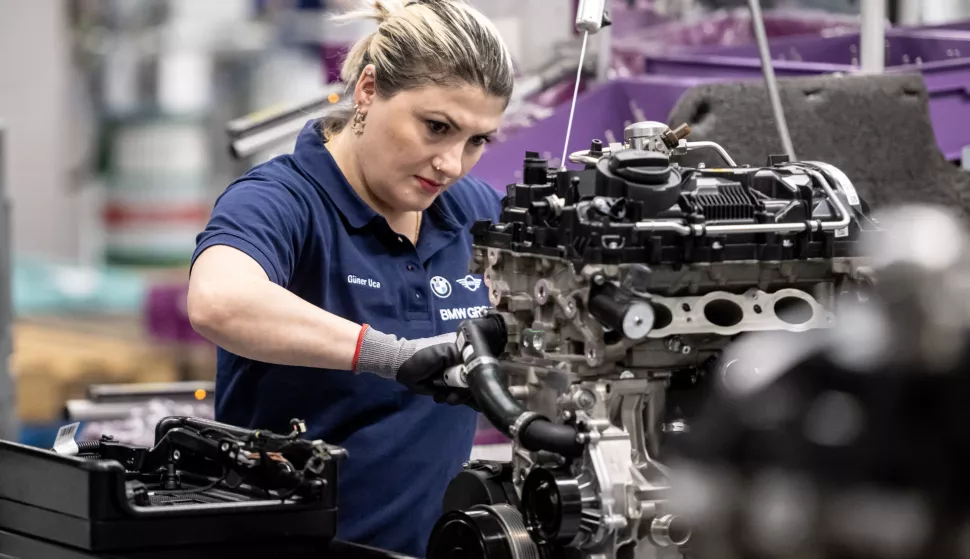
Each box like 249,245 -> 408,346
353,70 -> 507,213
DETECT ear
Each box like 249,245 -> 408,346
354,64 -> 378,111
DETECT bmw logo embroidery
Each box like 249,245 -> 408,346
430,276 -> 452,298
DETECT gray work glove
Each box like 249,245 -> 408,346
354,328 -> 474,407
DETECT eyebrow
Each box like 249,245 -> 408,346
427,110 -> 498,136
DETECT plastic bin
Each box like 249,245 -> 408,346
473,75 -> 716,189
682,28 -> 970,61
922,19 -> 970,32
639,29 -> 970,161
612,7 -> 862,67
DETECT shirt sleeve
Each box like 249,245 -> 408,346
192,176 -> 309,286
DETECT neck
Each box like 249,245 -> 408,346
326,129 -> 420,241
326,130 -> 400,220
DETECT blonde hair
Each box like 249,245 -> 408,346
322,0 -> 515,140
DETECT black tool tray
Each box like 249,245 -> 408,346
0,441 -> 338,553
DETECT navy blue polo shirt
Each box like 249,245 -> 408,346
191,120 -> 502,557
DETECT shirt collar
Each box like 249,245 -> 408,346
293,120 -> 376,229
292,119 -> 471,231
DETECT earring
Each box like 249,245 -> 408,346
351,105 -> 366,136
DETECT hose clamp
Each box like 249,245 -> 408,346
509,411 -> 540,445
466,356 -> 499,374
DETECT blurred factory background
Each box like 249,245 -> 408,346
1,0 -> 970,454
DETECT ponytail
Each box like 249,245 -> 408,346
320,0 -> 514,141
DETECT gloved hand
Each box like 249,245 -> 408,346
352,325 -> 477,408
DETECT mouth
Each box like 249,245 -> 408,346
415,176 -> 444,193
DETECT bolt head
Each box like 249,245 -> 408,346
576,390 -> 596,409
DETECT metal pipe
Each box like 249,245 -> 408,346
748,0 -> 797,162
64,400 -> 153,422
791,165 -> 854,230
228,66 -> 579,161
226,85 -> 344,139
87,381 -> 216,401
632,221 -> 694,235
860,0 -> 887,73
683,141 -> 737,167
569,140 -> 737,167
567,152 -> 850,237
230,116 -> 317,160
634,164 -> 851,236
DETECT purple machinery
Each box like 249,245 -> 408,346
474,75 -> 717,189
475,16 -> 970,190
636,27 -> 970,162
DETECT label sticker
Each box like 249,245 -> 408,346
53,422 -> 80,455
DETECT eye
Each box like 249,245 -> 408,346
426,120 -> 449,135
470,135 -> 492,147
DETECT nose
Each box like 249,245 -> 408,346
437,142 -> 464,178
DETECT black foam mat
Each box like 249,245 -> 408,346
667,73 -> 970,219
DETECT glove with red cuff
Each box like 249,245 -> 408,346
351,324 -> 473,407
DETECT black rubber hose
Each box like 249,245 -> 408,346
155,416 -> 256,445
458,312 -> 508,356
518,419 -> 584,458
466,360 -> 523,431
458,316 -> 520,429
457,316 -> 583,458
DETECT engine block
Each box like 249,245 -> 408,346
427,122 -> 879,559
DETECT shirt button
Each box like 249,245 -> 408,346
407,264 -> 416,271
398,236 -> 404,243
415,292 -> 422,299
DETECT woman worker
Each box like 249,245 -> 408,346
186,0 -> 515,556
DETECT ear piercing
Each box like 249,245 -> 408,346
352,104 -> 366,135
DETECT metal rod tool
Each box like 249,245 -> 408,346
748,0 -> 797,162
561,0 -> 611,170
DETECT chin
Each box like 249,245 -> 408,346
408,188 -> 443,209
411,197 -> 438,212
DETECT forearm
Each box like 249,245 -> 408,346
188,274 -> 361,370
